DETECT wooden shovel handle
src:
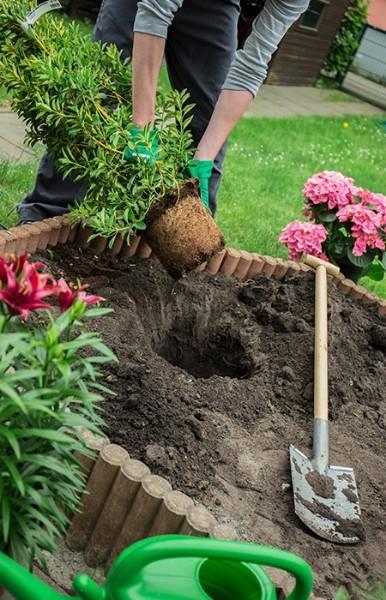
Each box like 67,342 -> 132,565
304,254 -> 340,277
314,265 -> 329,421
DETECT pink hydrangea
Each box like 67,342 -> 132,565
279,221 -> 328,261
337,203 -> 385,256
304,171 -> 355,210
356,189 -> 386,228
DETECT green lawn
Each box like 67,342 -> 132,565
1,112 -> 385,298
0,161 -> 40,226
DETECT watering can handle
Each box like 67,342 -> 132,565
104,535 -> 313,600
0,551 -> 75,600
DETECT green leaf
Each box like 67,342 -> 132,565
317,212 -> 337,223
346,248 -> 373,268
1,496 -> 10,543
0,426 -> 21,459
14,429 -> 75,444
334,586 -> 349,600
0,382 -> 26,413
84,307 -> 113,318
134,221 -> 147,231
91,342 -> 118,362
3,369 -> 42,384
366,262 -> 385,282
1,457 -> 25,497
382,252 -> 386,270
21,455 -> 81,484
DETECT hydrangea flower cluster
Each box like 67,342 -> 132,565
304,171 -> 355,210
279,222 -> 328,261
337,202 -> 385,257
280,171 -> 386,281
0,253 -> 103,319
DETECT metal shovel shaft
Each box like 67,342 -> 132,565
313,418 -> 329,474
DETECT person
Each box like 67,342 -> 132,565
18,0 -> 310,222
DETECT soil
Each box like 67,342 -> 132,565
305,472 -> 336,500
41,245 -> 386,598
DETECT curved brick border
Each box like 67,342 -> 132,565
1,216 -> 384,319
2,217 -> 385,596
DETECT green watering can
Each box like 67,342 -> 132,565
0,535 -> 313,600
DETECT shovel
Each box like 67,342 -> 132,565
289,255 -> 363,544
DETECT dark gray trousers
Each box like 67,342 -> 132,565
18,0 -> 239,221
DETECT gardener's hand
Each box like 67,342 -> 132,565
186,159 -> 214,210
124,128 -> 159,165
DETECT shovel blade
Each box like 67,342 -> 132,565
289,445 -> 363,544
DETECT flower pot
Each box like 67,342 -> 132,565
144,180 -> 225,279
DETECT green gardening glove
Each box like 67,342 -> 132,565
124,128 -> 159,165
186,159 -> 214,210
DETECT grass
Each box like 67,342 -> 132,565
325,92 -> 362,103
0,162 -> 40,226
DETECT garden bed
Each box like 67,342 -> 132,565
39,243 -> 386,598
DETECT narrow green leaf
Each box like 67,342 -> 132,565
1,496 -> 10,543
1,457 -> 25,497
14,429 -> 75,444
0,426 -> 21,459
0,382 -> 26,413
84,307 -> 113,317
3,369 -> 42,383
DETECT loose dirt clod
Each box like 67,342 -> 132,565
305,471 -> 336,500
41,246 -> 386,598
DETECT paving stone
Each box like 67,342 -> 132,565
0,112 -> 42,163
246,84 -> 383,118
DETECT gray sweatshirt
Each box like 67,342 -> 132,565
134,0 -> 310,96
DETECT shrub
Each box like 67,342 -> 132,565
323,0 -> 369,80
0,0 -> 194,243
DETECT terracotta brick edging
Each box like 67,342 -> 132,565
1,215 -> 385,320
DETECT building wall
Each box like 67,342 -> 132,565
267,0 -> 351,86
352,25 -> 386,83
368,0 -> 386,31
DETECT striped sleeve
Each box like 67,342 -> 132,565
133,0 -> 185,38
223,0 -> 310,96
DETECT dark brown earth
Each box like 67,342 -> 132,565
305,472 -> 336,500
41,245 -> 386,599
